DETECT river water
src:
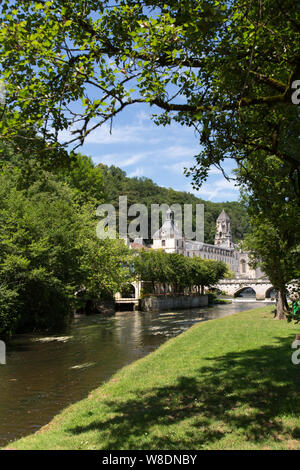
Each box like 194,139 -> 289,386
0,302 -> 270,447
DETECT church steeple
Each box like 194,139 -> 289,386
166,208 -> 174,222
214,209 -> 233,248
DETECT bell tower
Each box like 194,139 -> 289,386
214,209 -> 234,248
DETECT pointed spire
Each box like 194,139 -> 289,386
166,208 -> 174,221
215,209 -> 233,248
217,209 -> 230,221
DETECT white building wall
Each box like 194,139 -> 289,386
151,210 -> 262,280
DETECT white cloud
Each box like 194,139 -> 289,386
84,122 -> 166,145
136,110 -> 150,123
188,179 -> 239,201
128,167 -> 148,177
208,167 -> 223,175
159,145 -> 199,160
58,117 -> 200,155
165,160 -> 193,175
85,123 -> 145,144
94,151 -> 153,167
94,145 -> 198,171
58,121 -> 156,145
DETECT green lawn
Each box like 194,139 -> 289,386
4,306 -> 300,450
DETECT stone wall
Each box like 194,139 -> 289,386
140,294 -> 208,312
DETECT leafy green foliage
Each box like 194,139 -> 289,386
0,0 -> 299,199
239,156 -> 300,319
57,153 -> 105,205
0,163 -> 133,338
0,139 -> 245,338
134,249 -> 227,294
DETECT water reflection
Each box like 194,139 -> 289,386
0,302 -> 269,447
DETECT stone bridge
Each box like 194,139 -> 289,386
115,279 -> 275,305
214,278 -> 275,300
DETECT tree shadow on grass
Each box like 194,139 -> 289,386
68,334 -> 300,449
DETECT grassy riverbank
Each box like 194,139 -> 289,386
4,306 -> 300,450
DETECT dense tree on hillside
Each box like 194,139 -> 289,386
0,130 -> 104,205
0,128 -> 70,189
57,153 -> 105,204
99,164 -> 250,244
0,167 -> 133,338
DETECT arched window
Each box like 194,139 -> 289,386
240,259 -> 246,273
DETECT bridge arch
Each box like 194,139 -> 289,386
234,286 -> 256,298
265,286 -> 277,299
120,283 -> 137,299
215,279 -> 273,301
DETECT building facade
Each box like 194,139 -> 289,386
151,208 -> 263,279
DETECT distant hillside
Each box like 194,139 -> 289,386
99,164 -> 250,245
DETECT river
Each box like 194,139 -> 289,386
0,301 -> 271,447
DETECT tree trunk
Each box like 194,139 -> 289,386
274,286 -> 289,320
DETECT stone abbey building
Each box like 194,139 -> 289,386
151,208 -> 263,280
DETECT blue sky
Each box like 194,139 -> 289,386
60,102 -> 240,203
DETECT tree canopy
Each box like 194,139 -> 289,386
0,152 -> 134,338
134,249 -> 227,294
0,0 -> 299,195
239,155 -> 300,318
1,0 -> 300,326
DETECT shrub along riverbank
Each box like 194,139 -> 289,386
4,305 -> 300,450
